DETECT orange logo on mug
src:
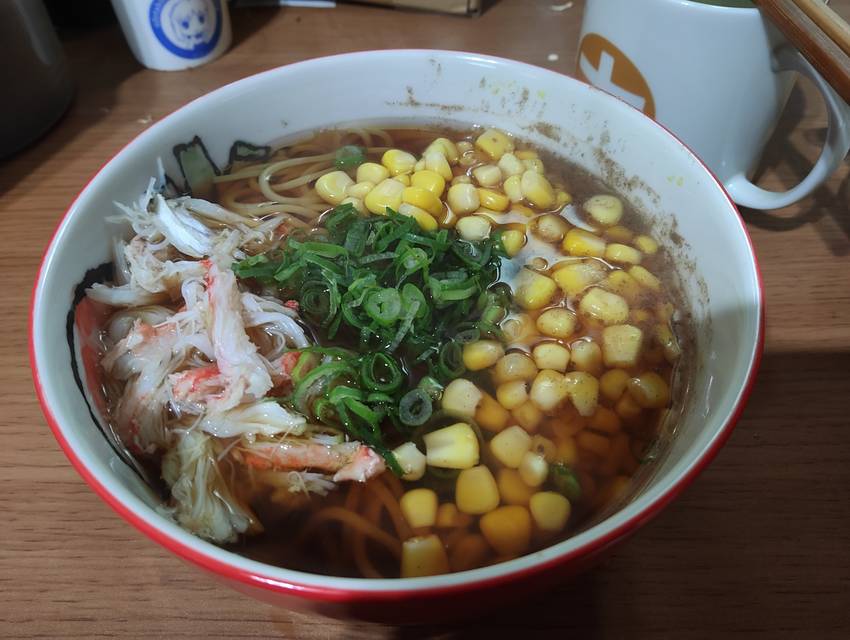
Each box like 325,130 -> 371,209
577,33 -> 655,119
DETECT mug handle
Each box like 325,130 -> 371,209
725,45 -> 850,210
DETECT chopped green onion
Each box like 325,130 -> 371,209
364,288 -> 402,327
334,145 -> 366,170
398,389 -> 433,427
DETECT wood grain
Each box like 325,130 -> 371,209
755,0 -> 850,103
2,1 -> 850,637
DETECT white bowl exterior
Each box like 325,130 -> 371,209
32,51 -> 761,594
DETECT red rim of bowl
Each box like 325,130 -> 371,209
29,49 -> 765,603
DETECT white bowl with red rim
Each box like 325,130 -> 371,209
30,50 -> 763,623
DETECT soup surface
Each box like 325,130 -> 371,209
88,126 -> 686,578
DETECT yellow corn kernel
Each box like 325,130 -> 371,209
410,169 -> 446,196
577,430 -> 611,456
515,268 -> 557,310
589,406 -> 622,434
584,194 -> 623,226
476,392 -> 511,433
511,204 -> 536,217
512,401 -> 543,433
656,301 -> 675,323
496,380 -> 529,410
555,436 -> 579,465
315,170 -> 354,205
515,149 -> 538,160
532,342 -> 570,372
381,149 -> 416,176
490,424 -> 533,468
498,152 -> 525,178
459,151 -> 478,168
500,229 -> 526,257
600,432 -> 630,476
604,270 -> 642,304
530,435 -> 557,462
477,188 -> 509,212
530,491 -> 571,533
630,308 -> 652,324
556,190 -> 573,207
494,352 -> 538,384
535,308 -> 576,339
601,324 -> 644,367
628,372 -> 671,408
441,378 -> 482,419
340,196 -> 366,215
533,214 -> 570,243
498,468 -> 534,505
552,260 -> 607,296
364,178 -> 405,215
570,340 -> 603,375
414,158 -> 426,172
400,488 -> 439,529
456,215 -> 492,241
634,234 -> 658,255
503,175 -> 524,203
518,451 -> 548,487
452,174 -> 472,185
456,140 -> 474,153
456,465 -> 500,514
472,164 -> 501,187
347,180 -> 375,200
436,502 -> 472,528
398,202 -> 438,231
402,186 -> 443,216
424,149 -> 453,181
520,170 -> 555,209
394,173 -> 411,186
356,162 -> 390,184
606,225 -> 634,243
425,137 -> 460,163
599,368 -> 630,402
449,534 -> 489,573
530,369 -> 570,412
629,265 -> 661,291
480,506 -> 532,556
655,324 -> 682,363
475,128 -> 514,160
523,158 -> 545,174
605,243 -> 642,265
579,287 -> 629,325
463,339 -> 505,371
563,228 -> 607,258
401,535 -> 449,578
424,422 -> 480,469
447,182 -> 480,215
615,391 -> 643,420
501,313 -> 536,344
393,441 -> 426,481
564,371 -> 599,417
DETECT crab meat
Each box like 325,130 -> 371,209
240,440 -> 385,482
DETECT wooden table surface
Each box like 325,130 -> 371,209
3,1 -> 850,637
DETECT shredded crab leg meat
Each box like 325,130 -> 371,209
86,182 -> 386,545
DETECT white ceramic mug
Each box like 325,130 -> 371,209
111,0 -> 232,71
577,0 -> 850,210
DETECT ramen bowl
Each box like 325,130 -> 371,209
30,50 -> 762,623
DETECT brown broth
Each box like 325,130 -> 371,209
102,126 -> 690,579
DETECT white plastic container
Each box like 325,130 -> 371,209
111,0 -> 232,71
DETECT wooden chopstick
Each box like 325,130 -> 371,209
754,0 -> 850,104
794,0 -> 850,57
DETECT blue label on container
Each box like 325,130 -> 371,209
149,0 -> 222,60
